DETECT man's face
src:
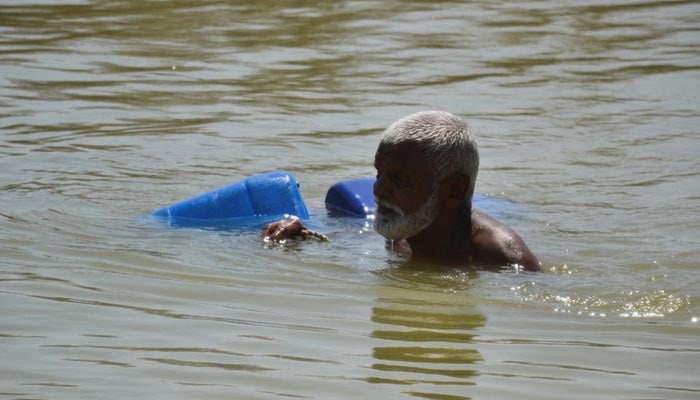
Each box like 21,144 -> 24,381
373,141 -> 440,239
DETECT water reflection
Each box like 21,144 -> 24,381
369,266 -> 485,399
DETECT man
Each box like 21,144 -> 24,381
262,111 -> 541,272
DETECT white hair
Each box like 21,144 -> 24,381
380,110 -> 479,200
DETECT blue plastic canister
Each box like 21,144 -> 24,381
150,171 -> 309,224
325,177 -> 377,217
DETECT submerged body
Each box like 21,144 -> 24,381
372,133 -> 540,271
264,111 -> 540,272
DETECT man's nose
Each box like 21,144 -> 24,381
373,175 -> 390,199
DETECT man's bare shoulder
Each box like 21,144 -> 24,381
471,209 -> 541,271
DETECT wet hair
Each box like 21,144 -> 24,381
379,110 -> 479,200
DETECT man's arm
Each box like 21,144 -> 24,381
471,210 -> 541,272
505,233 -> 541,272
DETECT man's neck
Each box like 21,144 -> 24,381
406,205 -> 473,263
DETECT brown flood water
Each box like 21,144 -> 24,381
1,1 -> 698,399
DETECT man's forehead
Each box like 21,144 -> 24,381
375,140 -> 428,165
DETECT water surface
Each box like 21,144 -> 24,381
1,0 -> 699,399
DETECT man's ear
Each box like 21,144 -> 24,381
440,174 -> 470,208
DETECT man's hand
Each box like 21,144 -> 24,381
261,217 -> 329,243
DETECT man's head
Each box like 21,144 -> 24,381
373,111 -> 479,240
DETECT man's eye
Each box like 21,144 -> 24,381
392,174 -> 409,187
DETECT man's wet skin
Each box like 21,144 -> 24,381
263,111 -> 540,272
373,140 -> 540,271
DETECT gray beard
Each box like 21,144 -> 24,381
374,191 -> 440,240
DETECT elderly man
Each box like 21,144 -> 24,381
263,111 -> 541,272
